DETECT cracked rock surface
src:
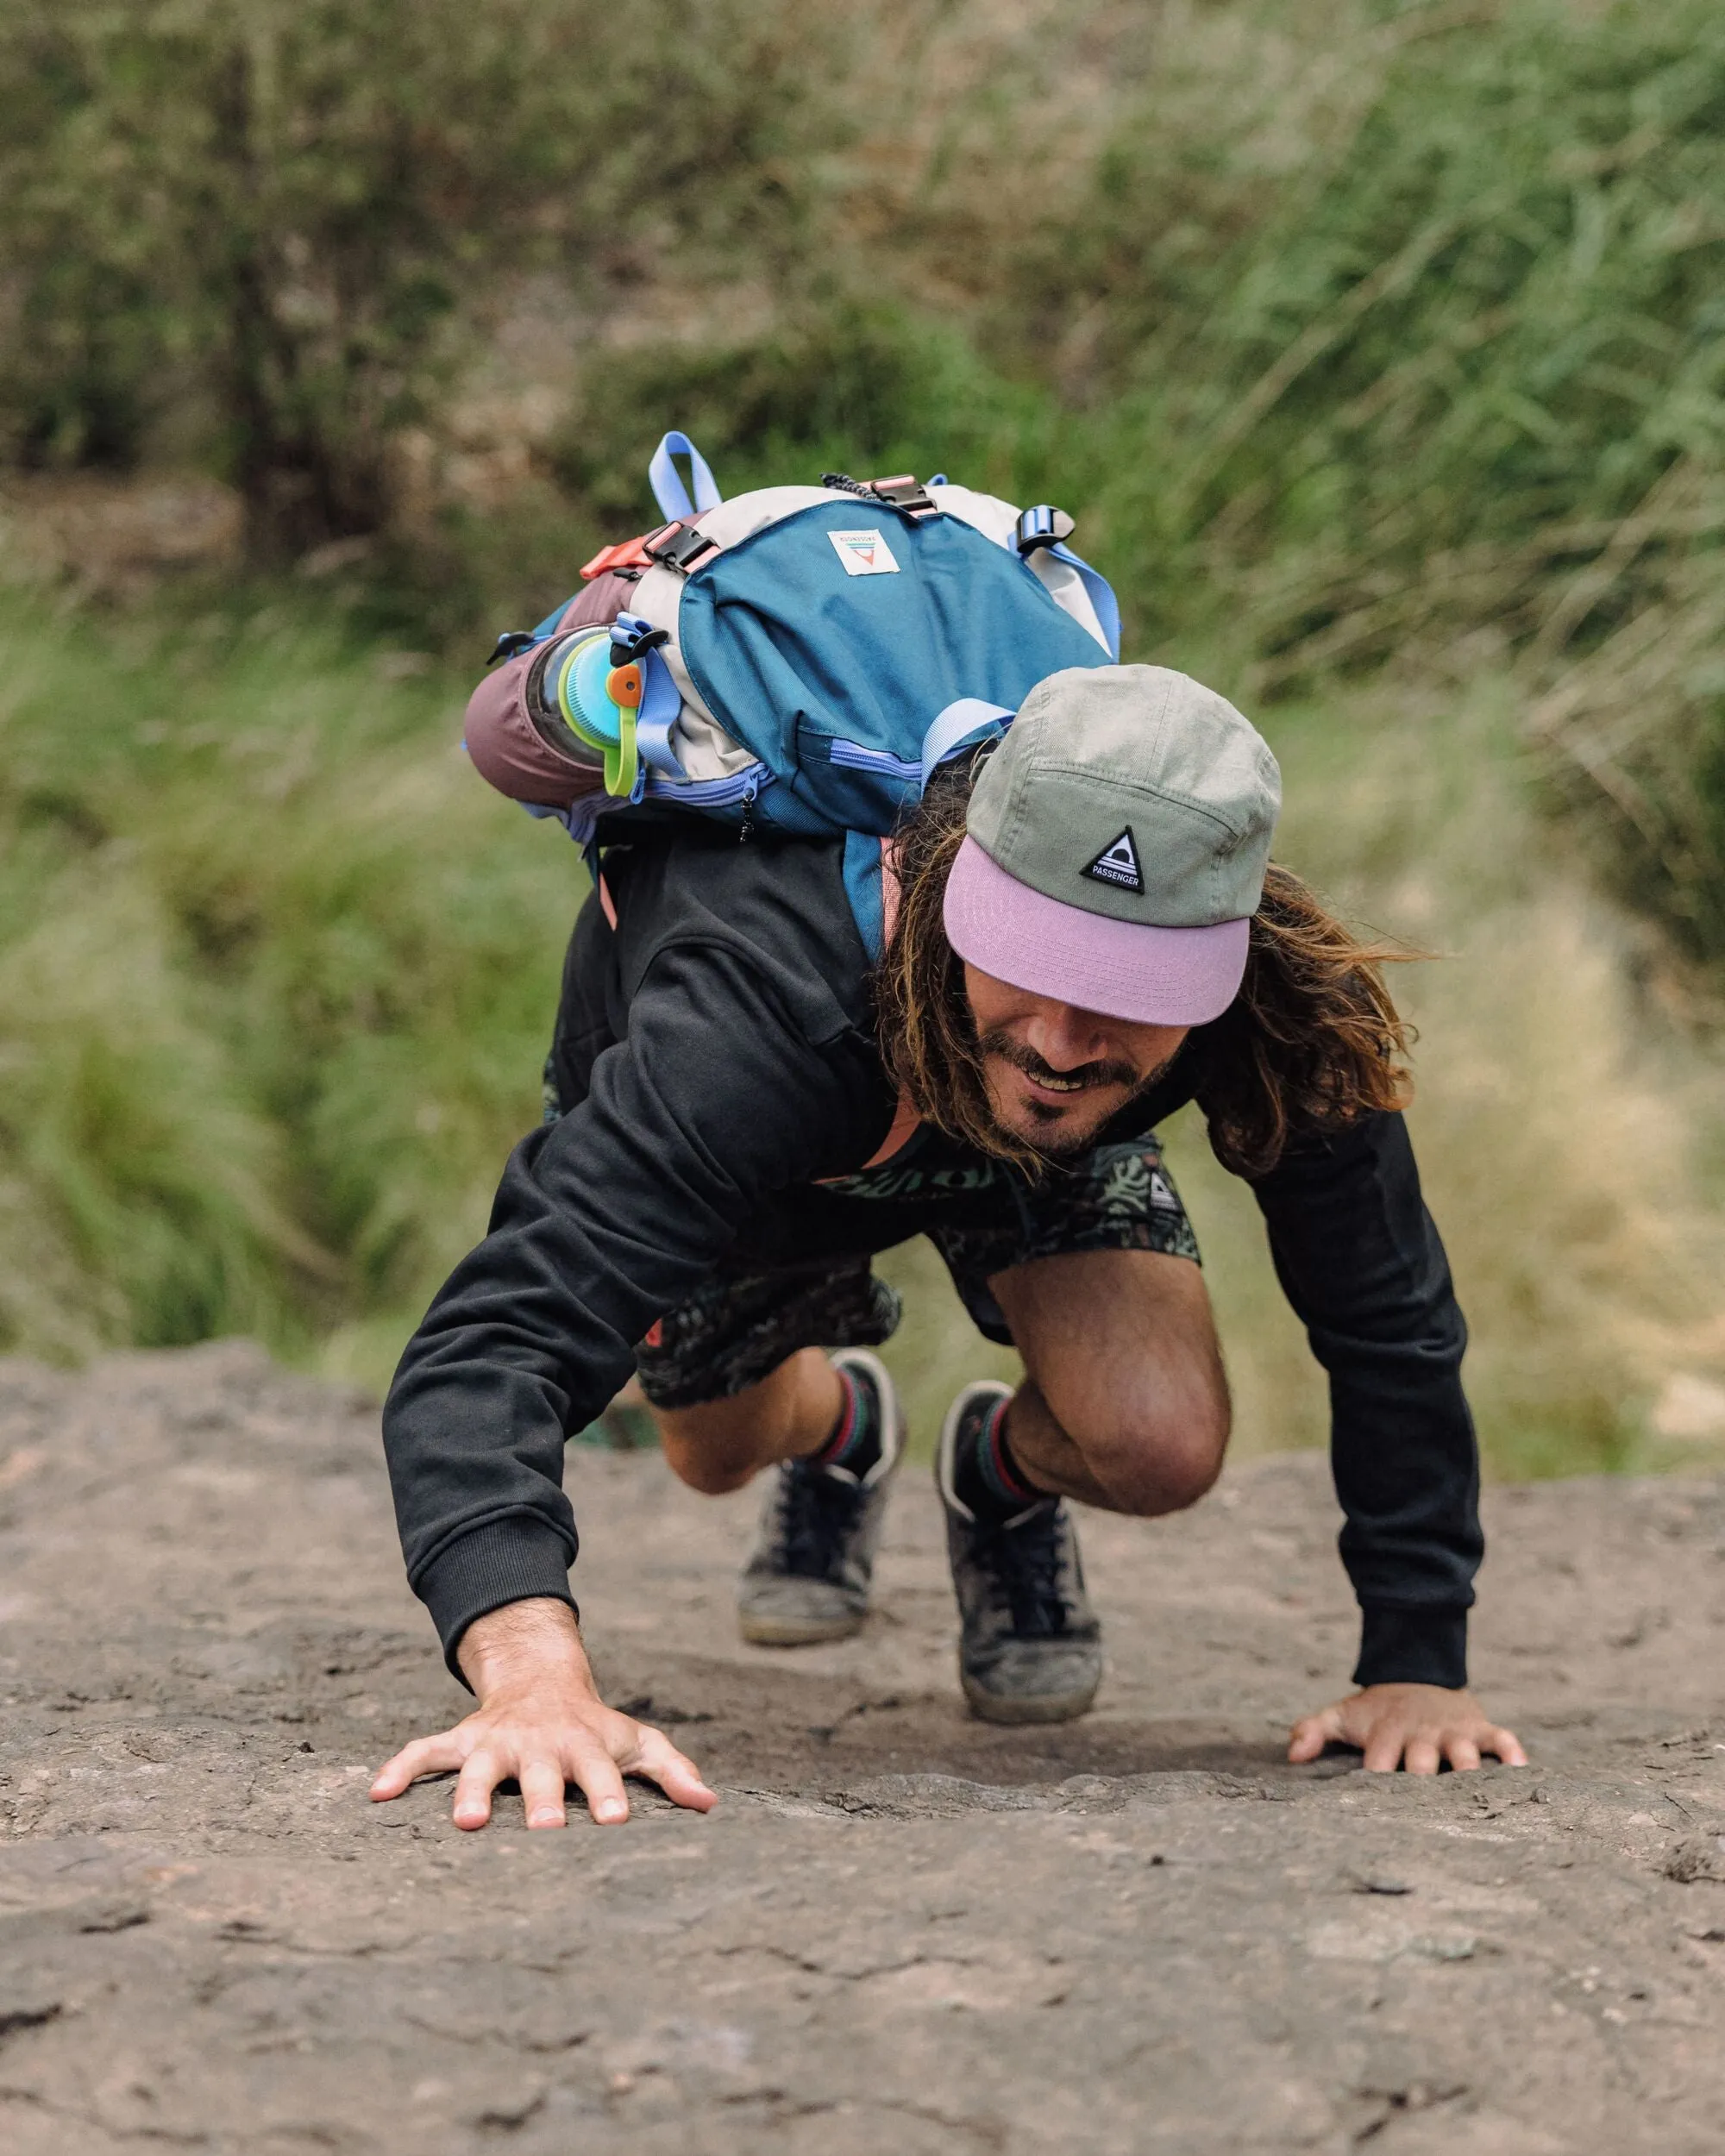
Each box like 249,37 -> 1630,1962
2,1341 -> 1724,2153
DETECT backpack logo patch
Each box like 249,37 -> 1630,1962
1082,828 -> 1144,893
829,528 -> 900,576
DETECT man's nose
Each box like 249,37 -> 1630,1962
1023,1002 -> 1110,1071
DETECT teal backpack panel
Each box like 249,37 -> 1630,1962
469,442 -> 1124,953
675,499 -> 1113,839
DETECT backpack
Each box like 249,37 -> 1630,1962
463,432 -> 1120,953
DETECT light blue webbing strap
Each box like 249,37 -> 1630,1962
1048,542 -> 1121,661
633,646 -> 684,776
919,699 -> 1015,789
648,431 -> 722,523
524,796 -> 605,849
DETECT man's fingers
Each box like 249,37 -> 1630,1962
568,1740 -> 630,1826
369,1711 -> 723,1830
649,1756 -> 720,1814
369,1730 -> 464,1801
1290,1693 -> 1528,1779
520,1758 -> 568,1830
628,1727 -> 719,1813
1287,1706 -> 1345,1764
452,1749 -> 504,1831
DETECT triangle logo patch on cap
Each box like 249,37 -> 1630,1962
1082,827 -> 1144,893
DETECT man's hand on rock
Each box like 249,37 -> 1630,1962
1288,1683 -> 1528,1776
369,1598 -> 718,1829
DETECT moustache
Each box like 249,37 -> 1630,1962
975,1029 -> 1140,1096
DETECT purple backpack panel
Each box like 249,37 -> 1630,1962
463,571 -> 634,806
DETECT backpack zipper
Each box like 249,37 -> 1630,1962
640,760 -> 775,824
828,740 -> 923,782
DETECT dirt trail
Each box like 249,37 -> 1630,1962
1,1342 -> 1723,2153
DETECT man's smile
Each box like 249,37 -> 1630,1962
975,1028 -> 1141,1101
1020,1068 -> 1091,1097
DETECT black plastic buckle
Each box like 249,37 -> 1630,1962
485,629 -> 537,667
609,619 -> 671,667
1013,504 -> 1074,555
642,519 -> 718,574
870,473 -> 936,517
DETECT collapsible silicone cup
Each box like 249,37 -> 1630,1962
551,630 -> 637,796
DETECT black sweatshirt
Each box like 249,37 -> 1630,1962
383,822 -> 1483,1689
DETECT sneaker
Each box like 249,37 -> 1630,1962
936,1381 -> 1103,1724
737,1351 -> 904,1645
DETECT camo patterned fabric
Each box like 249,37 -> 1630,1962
635,1136 -> 1197,1408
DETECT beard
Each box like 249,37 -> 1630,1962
974,1028 -> 1160,1156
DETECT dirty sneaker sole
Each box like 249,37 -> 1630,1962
959,1658 -> 1101,1724
738,1598 -> 869,1647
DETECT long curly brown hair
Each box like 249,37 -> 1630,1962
874,762 -> 1417,1178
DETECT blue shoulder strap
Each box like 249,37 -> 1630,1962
842,830 -> 886,956
648,431 -> 722,522
1048,543 -> 1121,661
919,699 -> 1014,786
634,647 -> 684,776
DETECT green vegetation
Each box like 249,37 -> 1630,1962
0,598 -> 573,1369
2,594 -> 1716,1478
1,0 -> 1722,1475
9,0 -> 1716,953
0,0 -> 819,554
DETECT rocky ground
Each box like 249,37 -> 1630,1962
1,1343 -> 1722,2153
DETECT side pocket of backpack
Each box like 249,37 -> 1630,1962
464,642 -> 602,807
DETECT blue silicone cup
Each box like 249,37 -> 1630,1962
555,632 -> 624,749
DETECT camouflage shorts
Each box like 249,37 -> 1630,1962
635,1135 -> 1199,1410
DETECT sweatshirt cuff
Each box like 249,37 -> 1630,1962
414,1515 -> 578,1685
1353,1603 -> 1469,1690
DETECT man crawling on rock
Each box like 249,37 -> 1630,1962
373,667 -> 1527,1829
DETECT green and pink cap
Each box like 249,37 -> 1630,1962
943,666 -> 1282,1027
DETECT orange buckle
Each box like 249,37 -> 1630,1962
580,535 -> 655,580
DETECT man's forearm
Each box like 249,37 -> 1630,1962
1252,1112 -> 1484,1683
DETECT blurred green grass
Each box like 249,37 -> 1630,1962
3,0 -> 1724,1479
8,587 -> 1714,1482
0,594 -> 574,1365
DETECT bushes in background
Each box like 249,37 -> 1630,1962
3,592 -> 1716,1475
0,0 -> 825,553
0,595 -> 573,1359
0,0 -> 1722,1452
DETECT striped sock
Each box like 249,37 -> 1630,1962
808,1363 -> 882,1478
955,1393 -> 1044,1522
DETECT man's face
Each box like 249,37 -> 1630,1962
961,962 -> 1190,1156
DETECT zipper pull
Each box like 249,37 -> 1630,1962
738,774 -> 759,844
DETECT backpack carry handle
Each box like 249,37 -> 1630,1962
648,431 -> 722,523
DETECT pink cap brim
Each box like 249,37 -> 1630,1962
944,835 -> 1250,1026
